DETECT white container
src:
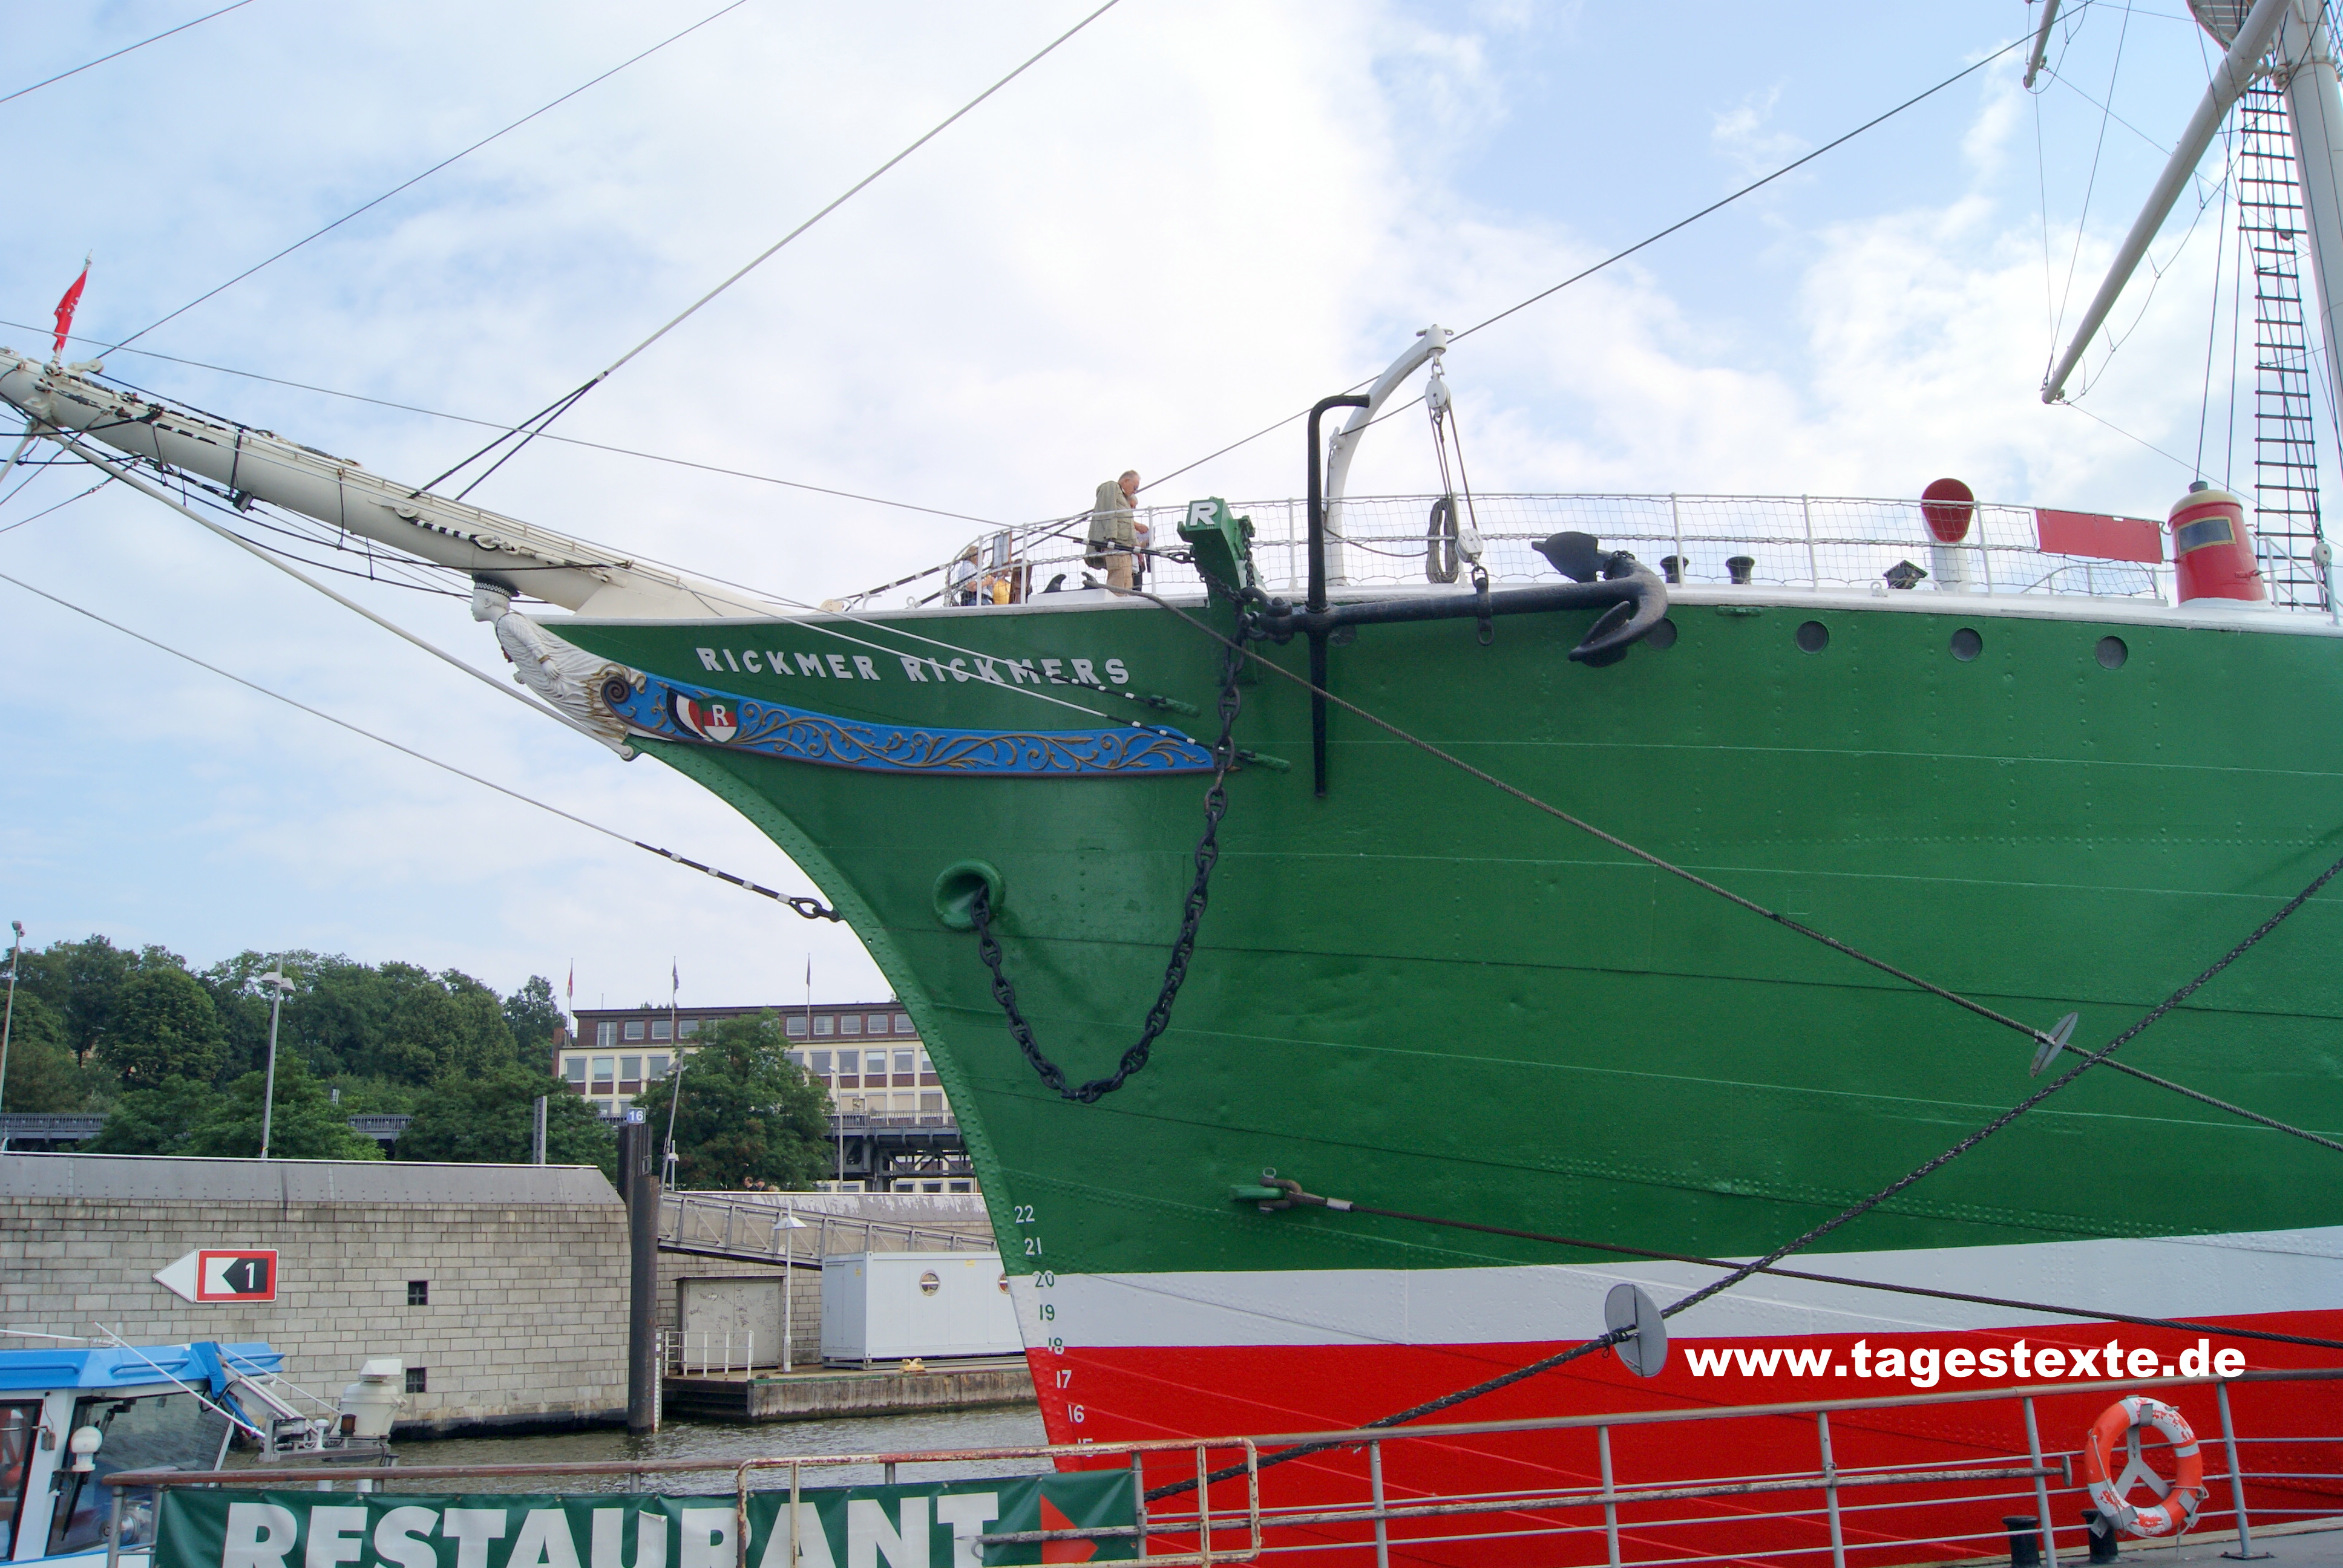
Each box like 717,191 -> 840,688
819,1251 -> 1020,1363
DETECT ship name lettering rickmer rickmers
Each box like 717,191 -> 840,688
694,645 -> 1133,688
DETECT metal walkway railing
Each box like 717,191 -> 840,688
656,1189 -> 991,1264
108,1367 -> 2341,1568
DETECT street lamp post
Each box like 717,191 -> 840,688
776,1210 -> 809,1371
661,1061 -> 687,1189
256,967 -> 295,1159
0,920 -> 22,1147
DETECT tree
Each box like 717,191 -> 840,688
297,961 -> 519,1086
11,935 -> 138,1066
100,965 -> 228,1088
199,950 -> 327,1082
0,993 -> 110,1112
630,1012 -> 830,1190
85,1077 -> 223,1155
502,976 -> 567,1063
397,1065 -> 615,1178
183,1051 -> 381,1161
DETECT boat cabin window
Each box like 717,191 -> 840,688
48,1393 -> 232,1556
1,1402 -> 38,1560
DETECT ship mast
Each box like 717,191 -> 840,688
2043,0 -> 2343,608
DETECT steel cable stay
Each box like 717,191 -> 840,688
35,403 -> 1194,745
424,0 -> 1129,496
0,331 -> 1018,533
38,336 -> 1012,529
1136,587 -> 2343,1157
33,393 -> 1158,731
1150,854 -> 2343,1501
1141,33 -> 2033,499
102,1 -> 753,356
1234,1177 -> 2343,1354
0,1 -> 255,110
0,477 -> 113,537
1121,596 -> 2343,1502
0,567 -> 839,923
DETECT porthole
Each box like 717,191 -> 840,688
1795,620 -> 1829,653
2096,635 -> 2128,670
919,1271 -> 941,1296
1645,618 -> 1679,650
1949,627 -> 1982,662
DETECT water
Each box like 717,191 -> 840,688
301,1407 -> 1054,1493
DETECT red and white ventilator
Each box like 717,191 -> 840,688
2081,1396 -> 2209,1537
2168,483 -> 2267,604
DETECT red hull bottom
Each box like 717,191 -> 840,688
1029,1312 -> 2343,1567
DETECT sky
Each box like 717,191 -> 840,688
0,0 -> 2307,1018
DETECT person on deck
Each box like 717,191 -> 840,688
948,545 -> 980,606
1087,470 -> 1140,591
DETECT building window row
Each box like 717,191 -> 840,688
595,1019 -> 710,1047
784,1049 -> 936,1088
565,1054 -> 669,1092
784,1013 -> 915,1038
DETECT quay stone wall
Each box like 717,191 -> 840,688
1,1152 -> 627,1436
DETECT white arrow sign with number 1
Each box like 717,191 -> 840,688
154,1248 -> 277,1303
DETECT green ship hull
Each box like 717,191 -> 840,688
560,586 -> 2343,1422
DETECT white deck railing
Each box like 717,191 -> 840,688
893,491 -> 2336,615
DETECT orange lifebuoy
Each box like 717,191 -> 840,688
2082,1396 -> 2208,1538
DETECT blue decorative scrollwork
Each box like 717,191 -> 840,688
606,674 -> 1216,779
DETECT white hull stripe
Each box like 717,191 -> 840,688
1009,1227 -> 2343,1349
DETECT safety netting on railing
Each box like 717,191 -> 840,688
890,492 -> 2223,609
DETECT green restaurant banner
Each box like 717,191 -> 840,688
155,1475 -> 1138,1568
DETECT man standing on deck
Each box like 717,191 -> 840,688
1087,469 -> 1140,591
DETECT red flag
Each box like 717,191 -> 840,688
51,255 -> 90,359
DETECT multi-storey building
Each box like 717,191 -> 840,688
557,1001 -> 970,1192
561,1000 -> 942,1114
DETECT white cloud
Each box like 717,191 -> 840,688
0,1 -> 2275,1011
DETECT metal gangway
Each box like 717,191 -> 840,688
656,1189 -> 992,1266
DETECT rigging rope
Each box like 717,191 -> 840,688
970,635 -> 1247,1102
0,567 -> 839,923
428,0 -> 1127,493
0,328 -> 1008,531
106,2 -> 750,354
1134,586 -> 2343,1152
0,1 -> 254,109
2050,1 -> 2135,374
43,428 -> 618,750
1149,841 -> 2343,1500
1143,32 -> 2032,496
1240,1176 -> 2343,1353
